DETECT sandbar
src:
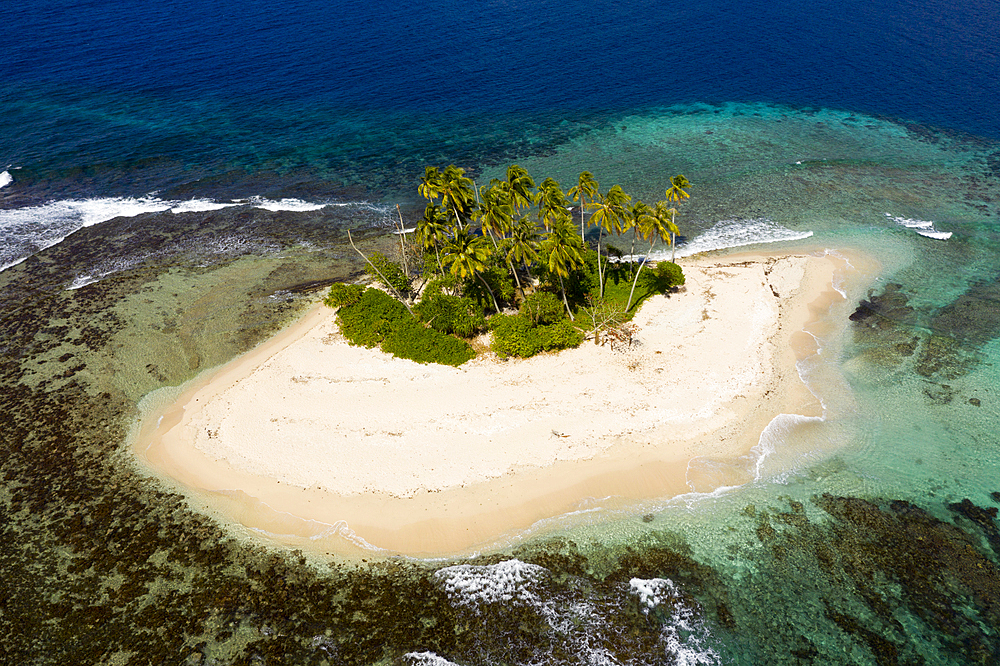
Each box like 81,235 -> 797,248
131,249 -> 871,557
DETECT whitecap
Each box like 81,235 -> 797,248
0,170 -> 12,189
251,197 -> 329,212
630,577 -> 680,609
0,196 -> 175,273
434,559 -> 548,609
885,212 -> 951,240
661,218 -> 814,260
402,652 -> 462,666
169,199 -> 242,213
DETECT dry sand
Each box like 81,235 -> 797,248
132,249 -> 867,557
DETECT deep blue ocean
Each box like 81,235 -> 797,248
3,1 -> 1000,664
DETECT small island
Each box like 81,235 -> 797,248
131,166 -> 870,557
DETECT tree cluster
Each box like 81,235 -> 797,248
330,165 -> 690,365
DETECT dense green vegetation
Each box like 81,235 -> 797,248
326,164 -> 690,365
335,288 -> 475,366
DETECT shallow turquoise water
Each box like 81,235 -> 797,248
3,102 -> 1000,663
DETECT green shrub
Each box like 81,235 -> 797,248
489,312 -> 584,358
414,293 -> 486,338
538,319 -> 584,351
422,275 -> 461,300
640,261 -> 686,293
337,288 -> 410,348
489,314 -> 543,358
462,260 -> 515,309
335,287 -> 475,365
519,291 -> 565,326
364,251 -> 410,295
381,318 -> 476,367
323,282 -> 364,308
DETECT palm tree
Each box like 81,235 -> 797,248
626,201 -> 677,310
476,181 -> 513,246
439,164 -> 477,229
540,215 -> 584,320
665,174 -> 690,262
502,164 -> 536,215
506,215 -> 540,294
567,171 -> 599,241
536,177 -> 568,230
442,227 -> 500,313
415,203 -> 450,275
588,184 -> 632,298
478,181 -> 527,292
419,166 -> 444,203
420,165 -> 477,229
624,201 -> 656,277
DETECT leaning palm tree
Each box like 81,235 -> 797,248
442,227 -> 500,313
588,184 -> 632,298
540,215 -> 585,320
653,200 -> 681,264
502,164 -> 536,215
415,203 -> 451,275
625,201 -> 676,310
439,164 -> 477,229
476,181 -> 513,246
567,171 -> 599,241
665,174 -> 690,261
506,215 -> 540,297
536,177 -> 568,230
624,201 -> 656,277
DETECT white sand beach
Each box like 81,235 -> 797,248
132,249 -> 869,557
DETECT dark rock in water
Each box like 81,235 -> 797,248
948,498 -> 1000,558
992,491 -> 1000,503
929,275 -> 1000,346
849,283 -> 916,328
970,397 -> 981,407
922,382 -> 954,405
849,299 -> 878,322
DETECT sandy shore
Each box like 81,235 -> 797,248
132,249 -> 869,557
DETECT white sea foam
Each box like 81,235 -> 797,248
169,199 -> 241,213
649,219 -> 814,260
251,197 -> 329,212
885,212 -> 952,240
0,170 -> 12,189
630,577 -> 681,609
751,413 -> 825,481
0,193 -> 369,274
402,652 -> 462,666
435,559 -> 548,609
68,252 -> 153,290
628,578 -> 721,665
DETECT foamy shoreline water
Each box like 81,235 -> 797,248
129,248 -> 873,558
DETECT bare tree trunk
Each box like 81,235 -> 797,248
395,204 -> 409,277
347,229 -> 414,315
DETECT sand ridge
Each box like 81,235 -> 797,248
132,249 -> 868,557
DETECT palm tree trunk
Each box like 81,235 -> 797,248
477,273 -> 502,314
508,259 -> 523,298
597,226 -> 606,299
558,274 -> 574,321
626,241 -> 655,311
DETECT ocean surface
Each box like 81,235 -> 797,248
3,0 -> 1000,663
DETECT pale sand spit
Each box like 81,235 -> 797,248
131,249 -> 873,557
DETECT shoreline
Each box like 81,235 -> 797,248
130,247 -> 877,558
